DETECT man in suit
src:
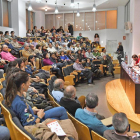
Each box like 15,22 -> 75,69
104,113 -> 140,140
68,23 -> 73,36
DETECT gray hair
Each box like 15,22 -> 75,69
64,86 -> 75,99
86,93 -> 98,108
53,79 -> 63,90
112,113 -> 129,134
24,43 -> 29,47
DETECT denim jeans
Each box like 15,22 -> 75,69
0,126 -> 10,140
40,107 -> 68,122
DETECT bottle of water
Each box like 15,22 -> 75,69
136,74 -> 139,82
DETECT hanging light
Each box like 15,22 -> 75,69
45,8 -> 47,11
77,3 -> 80,17
28,3 -> 33,11
92,0 -> 96,12
36,0 -> 41,3
70,0 -> 75,7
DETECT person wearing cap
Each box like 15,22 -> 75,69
93,48 -> 101,58
85,48 -> 96,60
75,43 -> 81,53
76,33 -> 83,41
11,37 -> 24,50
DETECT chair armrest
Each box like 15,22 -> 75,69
85,67 -> 91,69
74,70 -> 81,73
70,72 -> 78,75
103,65 -> 107,67
64,81 -> 70,85
101,117 -> 112,126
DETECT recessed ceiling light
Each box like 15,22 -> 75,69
82,29 -> 83,30
80,27 -> 81,28
98,28 -> 99,29
86,23 -> 87,25
88,26 -> 89,27
45,8 -> 47,11
82,20 -> 84,21
58,17 -> 60,18
96,21 -> 98,23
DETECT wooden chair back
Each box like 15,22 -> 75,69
68,113 -> 91,140
91,130 -> 107,140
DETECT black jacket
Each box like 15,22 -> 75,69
68,25 -> 73,36
60,97 -> 82,116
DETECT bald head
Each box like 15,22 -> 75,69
64,85 -> 76,99
53,79 -> 64,90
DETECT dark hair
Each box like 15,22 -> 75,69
33,26 -> 37,29
36,44 -> 41,49
26,37 -> 30,41
11,31 -> 14,34
41,26 -> 44,29
21,57 -> 27,63
6,60 -> 18,75
5,72 -> 29,106
50,53 -> 55,57
94,33 -> 99,38
15,58 -> 23,68
33,38 -> 37,41
28,55 -> 34,63
102,48 -> 105,52
0,31 -> 3,34
27,29 -> 31,33
86,93 -> 98,108
132,54 -> 138,58
43,52 -> 48,59
5,31 -> 9,36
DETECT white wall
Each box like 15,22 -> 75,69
0,26 -> 13,33
35,11 -> 45,29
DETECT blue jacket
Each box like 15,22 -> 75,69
5,43 -> 14,49
60,55 -> 69,61
75,108 -> 114,136
11,95 -> 37,126
25,65 -> 36,75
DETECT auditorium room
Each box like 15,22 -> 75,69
0,0 -> 140,140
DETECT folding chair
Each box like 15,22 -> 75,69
91,130 -> 107,140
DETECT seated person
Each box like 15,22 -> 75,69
85,38 -> 90,47
60,51 -> 71,62
86,58 -> 101,79
42,44 -> 48,54
31,38 -> 38,48
93,48 -> 101,58
55,42 -> 61,52
4,31 -> 12,40
76,50 -> 85,62
76,33 -> 83,41
0,31 -> 4,41
75,93 -> 113,136
79,38 -> 84,46
73,58 -> 93,84
75,43 -> 81,53
38,38 -> 46,46
94,33 -> 100,45
132,54 -> 139,66
85,48 -> 96,60
11,37 -> 24,50
91,42 -> 96,51
101,48 -> 106,57
81,43 -> 88,51
5,71 -> 68,126
66,50 -> 75,62
34,44 -> 43,58
4,38 -> 14,49
47,43 -> 57,53
52,79 -> 64,102
25,37 -> 31,46
60,85 -> 82,116
58,38 -> 64,46
26,29 -> 34,37
40,29 -> 45,36
43,52 -> 63,77
104,112 -> 140,140
67,43 -> 75,52
101,55 -> 114,78
1,45 -> 16,61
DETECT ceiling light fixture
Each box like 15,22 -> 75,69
92,0 -> 96,12
58,17 -> 60,18
28,3 -> 33,11
70,0 -> 75,7
77,3 -> 80,17
55,0 -> 59,13
45,8 -> 47,11
36,0 -> 41,3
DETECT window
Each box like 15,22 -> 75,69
85,12 -> 94,31
74,12 -> 84,31
95,11 -> 105,30
106,10 -> 117,29
45,14 -> 54,30
64,13 -> 73,31
3,0 -> 9,27
55,14 -> 63,29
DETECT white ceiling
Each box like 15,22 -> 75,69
24,0 -> 129,13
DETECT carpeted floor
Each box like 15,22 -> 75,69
75,74 -> 120,118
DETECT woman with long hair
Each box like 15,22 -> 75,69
94,33 -> 100,45
5,72 -> 68,126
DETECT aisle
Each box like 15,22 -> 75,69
75,74 -> 120,118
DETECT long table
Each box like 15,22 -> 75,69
120,65 -> 140,114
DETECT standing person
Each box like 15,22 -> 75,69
68,23 -> 73,36
117,42 -> 124,65
94,33 -> 100,45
